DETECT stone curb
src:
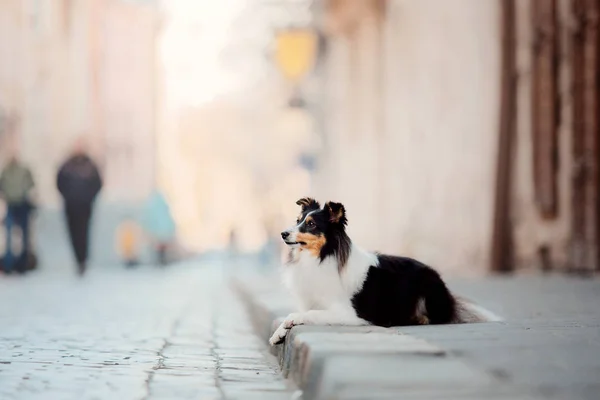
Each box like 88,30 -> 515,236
231,276 -> 531,400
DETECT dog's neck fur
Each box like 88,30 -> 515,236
283,242 -> 377,312
320,228 -> 352,272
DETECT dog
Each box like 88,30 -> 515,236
269,197 -> 496,345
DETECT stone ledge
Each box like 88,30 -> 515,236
318,355 -> 544,400
231,275 -> 520,400
280,328 -> 449,399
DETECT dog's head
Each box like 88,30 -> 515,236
281,197 -> 349,263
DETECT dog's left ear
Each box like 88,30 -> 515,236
325,201 -> 347,225
296,197 -> 320,212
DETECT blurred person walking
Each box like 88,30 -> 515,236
141,189 -> 175,266
228,229 -> 240,269
57,139 -> 102,275
116,217 -> 141,268
0,150 -> 36,274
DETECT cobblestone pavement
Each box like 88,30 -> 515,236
0,262 -> 295,400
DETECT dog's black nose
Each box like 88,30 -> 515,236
281,231 -> 289,239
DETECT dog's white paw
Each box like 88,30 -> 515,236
269,313 -> 305,346
269,323 -> 289,346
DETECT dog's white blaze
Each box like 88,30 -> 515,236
284,210 -> 319,244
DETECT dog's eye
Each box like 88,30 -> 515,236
306,220 -> 315,228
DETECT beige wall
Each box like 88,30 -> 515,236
101,0 -> 158,202
13,0 -> 76,207
0,0 -> 23,158
313,0 -> 501,275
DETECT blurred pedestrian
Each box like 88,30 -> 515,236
141,189 -> 175,266
116,217 -> 141,268
228,229 -> 239,255
227,229 -> 242,271
0,150 -> 35,274
57,139 -> 102,275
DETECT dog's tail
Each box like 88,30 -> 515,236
452,296 -> 502,323
419,268 -> 502,324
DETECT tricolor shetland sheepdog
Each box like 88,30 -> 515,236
269,197 -> 495,345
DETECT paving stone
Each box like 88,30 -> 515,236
219,380 -> 291,392
216,340 -> 265,350
219,368 -> 281,382
214,349 -> 266,358
153,367 -> 214,377
167,336 -> 214,346
311,354 -> 492,399
162,358 -> 217,369
219,362 -> 278,372
148,384 -> 222,399
223,390 -> 297,400
150,373 -> 217,387
161,345 -> 214,357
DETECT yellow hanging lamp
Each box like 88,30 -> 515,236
274,28 -> 318,84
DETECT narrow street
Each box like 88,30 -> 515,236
0,261 -> 294,400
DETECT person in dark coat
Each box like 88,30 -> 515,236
57,140 -> 102,275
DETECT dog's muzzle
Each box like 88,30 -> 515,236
281,231 -> 304,246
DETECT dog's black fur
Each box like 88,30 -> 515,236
351,255 -> 457,326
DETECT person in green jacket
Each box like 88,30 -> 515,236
0,152 -> 35,273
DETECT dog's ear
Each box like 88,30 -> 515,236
325,201 -> 347,225
296,197 -> 320,212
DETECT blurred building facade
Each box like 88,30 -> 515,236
0,0 -> 160,207
155,0 -> 318,253
2,0 -> 597,271
309,0 -> 599,274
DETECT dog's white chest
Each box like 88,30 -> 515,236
282,251 -> 348,311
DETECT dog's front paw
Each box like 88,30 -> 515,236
269,313 -> 305,346
269,323 -> 289,346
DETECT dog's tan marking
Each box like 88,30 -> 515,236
296,232 -> 326,257
413,315 -> 430,325
411,298 -> 429,325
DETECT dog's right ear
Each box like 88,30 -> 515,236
325,201 -> 347,225
296,197 -> 320,212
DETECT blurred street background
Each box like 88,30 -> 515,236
1,0 -> 599,275
0,0 -> 599,399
